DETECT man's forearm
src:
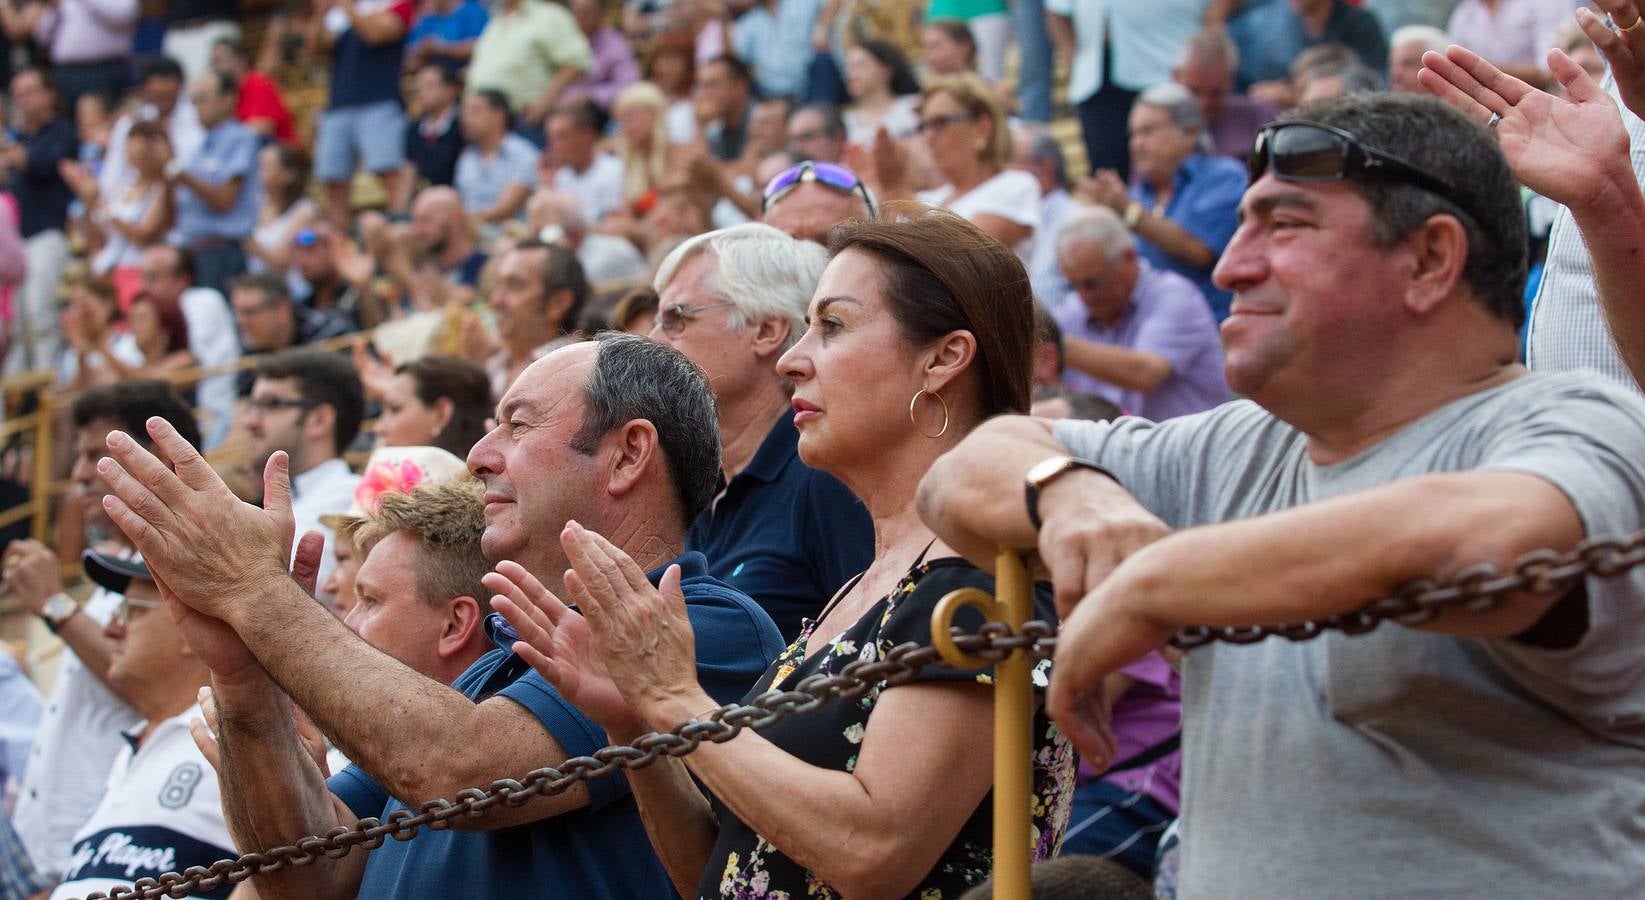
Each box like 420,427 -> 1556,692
1568,180 -> 1645,391
1133,209 -> 1215,269
917,415 -> 1068,561
229,576 -> 587,825
1062,336 -> 1172,392
215,672 -> 358,900
1105,471 -> 1585,639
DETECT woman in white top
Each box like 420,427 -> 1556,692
56,277 -> 143,391
905,74 -> 1040,260
843,40 -> 923,145
85,121 -> 174,304
245,143 -> 320,296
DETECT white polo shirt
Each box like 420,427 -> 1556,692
49,707 -> 235,900
14,584 -> 141,877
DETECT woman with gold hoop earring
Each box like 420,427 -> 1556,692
494,206 -> 1075,898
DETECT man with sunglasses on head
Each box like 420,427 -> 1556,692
920,92 -> 1645,897
652,223 -> 874,641
46,551 -> 234,900
759,159 -> 876,245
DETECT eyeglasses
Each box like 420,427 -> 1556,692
917,112 -> 976,135
248,395 -> 314,414
115,594 -> 164,627
1249,121 -> 1480,224
761,161 -> 878,217
655,301 -> 735,336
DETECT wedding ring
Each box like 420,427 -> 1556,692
1486,112 -> 1501,129
1622,15 -> 1643,32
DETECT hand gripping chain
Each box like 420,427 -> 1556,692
80,529 -> 1645,900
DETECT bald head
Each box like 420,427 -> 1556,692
527,189 -> 588,238
411,186 -> 469,255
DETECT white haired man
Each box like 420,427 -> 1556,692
651,222 -> 875,641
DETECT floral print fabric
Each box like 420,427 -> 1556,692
698,558 -> 1075,899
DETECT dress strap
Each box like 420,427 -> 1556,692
910,538 -> 939,569
814,569 -> 867,625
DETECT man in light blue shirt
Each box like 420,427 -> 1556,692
1050,205 -> 1228,420
732,0 -> 822,100
171,70 -> 259,294
454,89 -> 538,229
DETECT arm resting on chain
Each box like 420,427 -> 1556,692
227,574 -> 590,830
213,670 -> 365,900
1056,471 -> 1587,688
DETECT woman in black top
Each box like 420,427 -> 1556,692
491,209 -> 1075,898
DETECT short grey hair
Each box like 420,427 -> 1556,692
1136,82 -> 1206,135
1390,25 -> 1449,55
1056,206 -> 1134,261
652,223 -> 827,352
1017,124 -> 1068,189
1177,28 -> 1238,71
568,333 -> 722,526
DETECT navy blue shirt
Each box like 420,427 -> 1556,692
10,118 -> 76,238
687,414 -> 875,643
327,550 -> 784,900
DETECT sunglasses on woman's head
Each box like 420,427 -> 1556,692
761,161 -> 878,217
1248,120 -> 1481,225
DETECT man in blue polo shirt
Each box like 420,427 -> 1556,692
91,334 -> 784,899
653,224 -> 875,642
171,70 -> 260,295
1077,82 -> 1245,321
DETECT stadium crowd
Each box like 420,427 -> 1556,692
4,0 -> 1645,894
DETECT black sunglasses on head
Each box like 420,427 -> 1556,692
1249,121 -> 1481,224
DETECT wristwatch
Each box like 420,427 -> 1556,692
1122,201 -> 1143,229
1024,456 -> 1119,531
40,592 -> 79,632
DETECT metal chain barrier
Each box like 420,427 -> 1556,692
82,528 -> 1645,900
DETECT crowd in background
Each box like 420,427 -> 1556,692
0,0 -> 1640,895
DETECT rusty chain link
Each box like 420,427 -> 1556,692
82,528 -> 1645,900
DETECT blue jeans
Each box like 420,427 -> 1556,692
1013,0 -> 1053,122
1061,778 -> 1174,879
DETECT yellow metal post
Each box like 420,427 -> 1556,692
931,546 -> 1033,900
30,388 -> 51,544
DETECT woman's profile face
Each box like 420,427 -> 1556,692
374,372 -> 444,446
920,90 -> 986,180
258,146 -> 285,191
922,28 -> 967,75
616,103 -> 656,143
844,47 -> 888,101
128,299 -> 161,350
778,249 -> 928,475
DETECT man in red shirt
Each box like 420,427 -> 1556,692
211,37 -> 297,145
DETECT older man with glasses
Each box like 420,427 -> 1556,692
651,223 -> 874,641
919,92 -> 1645,897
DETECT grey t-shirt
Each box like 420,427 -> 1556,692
1054,372 -> 1645,898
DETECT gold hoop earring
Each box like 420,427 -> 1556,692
909,388 -> 950,439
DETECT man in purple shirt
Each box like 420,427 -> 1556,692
1050,205 -> 1229,421
562,0 -> 637,113
1173,29 -> 1277,159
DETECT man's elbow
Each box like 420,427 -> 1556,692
1133,356 -> 1173,393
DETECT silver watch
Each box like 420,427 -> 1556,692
41,592 -> 78,630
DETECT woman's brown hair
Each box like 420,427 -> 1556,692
827,204 -> 1033,417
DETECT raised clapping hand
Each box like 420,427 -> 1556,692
97,418 -> 299,633
1578,0 -> 1645,122
486,558 -> 646,736
543,522 -> 706,729
1419,44 -> 1634,213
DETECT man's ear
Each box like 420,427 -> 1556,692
1403,214 -> 1470,317
750,316 -> 792,360
545,287 -> 576,326
304,402 -> 338,443
600,419 -> 661,499
432,397 -> 456,435
441,595 -> 484,658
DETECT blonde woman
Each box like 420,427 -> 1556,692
612,81 -> 676,218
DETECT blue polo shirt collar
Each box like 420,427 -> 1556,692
741,413 -> 801,484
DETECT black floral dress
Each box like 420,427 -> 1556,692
697,557 -> 1076,899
